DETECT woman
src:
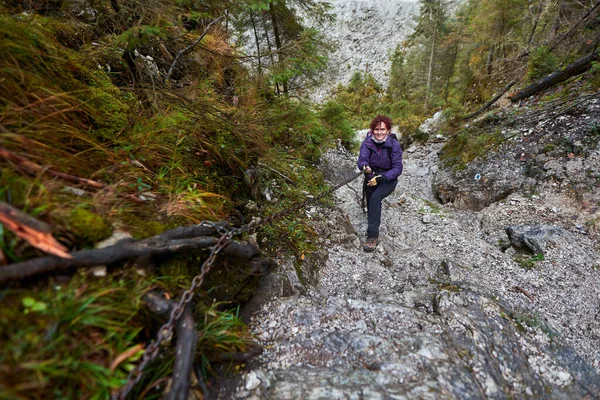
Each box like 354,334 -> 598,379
357,115 -> 403,252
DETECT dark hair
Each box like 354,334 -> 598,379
369,115 -> 392,131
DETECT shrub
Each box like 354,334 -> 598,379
527,46 -> 559,81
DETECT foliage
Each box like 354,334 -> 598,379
0,1 -> 351,397
381,0 -> 600,129
439,127 -> 504,169
318,101 -> 356,150
0,273 -> 150,399
328,71 -> 386,128
527,46 -> 559,81
514,253 -> 544,270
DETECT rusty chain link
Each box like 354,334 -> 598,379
113,171 -> 363,398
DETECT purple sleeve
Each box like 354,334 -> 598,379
384,141 -> 403,181
357,140 -> 370,171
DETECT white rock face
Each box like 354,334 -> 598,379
315,0 -> 419,100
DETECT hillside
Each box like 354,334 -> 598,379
1,0 -> 600,398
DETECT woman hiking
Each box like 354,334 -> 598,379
357,115 -> 403,252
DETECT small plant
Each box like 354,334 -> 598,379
514,253 -> 544,270
22,296 -> 48,314
527,46 -> 559,81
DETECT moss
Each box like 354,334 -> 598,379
159,251 -> 263,307
120,212 -> 170,239
0,169 -> 44,206
65,207 -> 112,244
513,253 -> 544,270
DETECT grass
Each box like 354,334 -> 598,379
513,253 -> 545,270
0,272 -> 150,399
0,271 -> 257,399
0,9 -> 355,400
439,126 -> 505,170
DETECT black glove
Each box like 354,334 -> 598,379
367,175 -> 386,186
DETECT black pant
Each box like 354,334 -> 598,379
365,178 -> 397,238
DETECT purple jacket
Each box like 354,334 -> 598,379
357,132 -> 403,181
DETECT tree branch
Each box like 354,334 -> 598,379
0,222 -> 264,285
463,81 -> 516,120
548,1 -> 600,52
258,162 -> 295,185
142,292 -> 197,400
0,201 -> 71,258
0,146 -> 105,189
166,13 -> 228,83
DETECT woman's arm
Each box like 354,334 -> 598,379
384,141 -> 403,180
357,141 -> 371,171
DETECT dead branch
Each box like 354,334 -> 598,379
0,222 -> 263,285
0,201 -> 71,258
258,162 -> 295,185
166,13 -> 228,83
463,81 -> 516,120
508,52 -> 600,102
548,1 -> 600,53
0,146 -> 105,189
511,285 -> 535,301
143,292 -> 197,400
0,248 -> 7,266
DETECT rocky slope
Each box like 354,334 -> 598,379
313,0 -> 419,100
219,94 -> 600,399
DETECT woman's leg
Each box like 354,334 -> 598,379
366,179 -> 397,238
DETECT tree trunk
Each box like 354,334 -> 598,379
444,37 -> 460,103
425,1 -> 440,111
508,52 -> 599,102
269,3 -> 288,95
261,12 -> 280,95
250,10 -> 262,78
486,46 -> 495,76
0,222 -> 274,285
548,1 -> 600,52
463,81 -> 516,120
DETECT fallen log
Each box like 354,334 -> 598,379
463,81 -> 516,120
143,292 -> 197,400
0,222 -> 263,285
509,52 -> 600,102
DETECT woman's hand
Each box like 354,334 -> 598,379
367,175 -> 386,186
363,165 -> 372,174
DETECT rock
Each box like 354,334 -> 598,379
504,225 -> 567,255
422,214 -> 434,224
245,371 -> 261,391
419,111 -> 446,135
95,230 -> 132,249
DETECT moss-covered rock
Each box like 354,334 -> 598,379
64,206 -> 112,244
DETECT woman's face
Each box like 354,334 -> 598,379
373,122 -> 390,139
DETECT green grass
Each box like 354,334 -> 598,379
513,253 -> 544,270
0,272 -> 150,399
439,127 -> 505,170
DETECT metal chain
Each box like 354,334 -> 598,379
113,172 -> 362,398
113,222 -> 233,400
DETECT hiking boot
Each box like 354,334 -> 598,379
363,236 -> 378,252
